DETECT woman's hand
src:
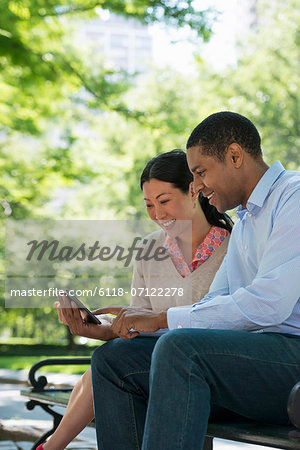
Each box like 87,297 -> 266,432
56,294 -> 117,341
93,306 -> 168,340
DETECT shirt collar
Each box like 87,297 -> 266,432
237,160 -> 285,218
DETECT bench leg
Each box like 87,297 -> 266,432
26,400 -> 63,450
203,436 -> 213,450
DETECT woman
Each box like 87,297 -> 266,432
38,149 -> 232,450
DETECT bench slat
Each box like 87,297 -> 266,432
21,389 -> 72,408
207,421 -> 300,449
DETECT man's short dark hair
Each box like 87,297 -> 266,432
186,111 -> 262,161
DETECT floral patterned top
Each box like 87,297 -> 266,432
163,226 -> 229,278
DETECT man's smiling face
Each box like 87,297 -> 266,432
187,145 -> 244,213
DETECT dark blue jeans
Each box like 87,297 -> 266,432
91,330 -> 300,450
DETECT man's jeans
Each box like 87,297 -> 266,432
91,329 -> 300,450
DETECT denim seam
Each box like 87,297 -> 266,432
179,357 -> 193,450
188,351 -> 300,367
122,370 -> 150,380
119,378 -> 141,450
128,392 -> 141,450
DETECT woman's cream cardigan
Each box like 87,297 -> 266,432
131,229 -> 229,311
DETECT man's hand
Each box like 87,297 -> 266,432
56,294 -> 117,341
93,306 -> 168,340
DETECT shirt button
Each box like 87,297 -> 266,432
244,245 -> 248,250
178,325 -> 183,329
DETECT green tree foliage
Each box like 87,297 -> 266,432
0,0 -> 215,220
89,0 -> 300,219
0,0 -> 214,134
198,0 -> 300,168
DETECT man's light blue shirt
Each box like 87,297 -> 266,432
167,161 -> 300,335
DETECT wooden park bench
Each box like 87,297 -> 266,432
21,358 -> 300,450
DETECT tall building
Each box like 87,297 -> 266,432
78,13 -> 153,73
235,0 -> 258,38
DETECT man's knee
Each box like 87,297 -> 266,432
151,329 -> 196,366
152,328 -> 208,356
91,339 -> 130,380
153,328 -> 186,353
91,340 -> 114,369
151,329 -> 235,365
92,337 -> 157,378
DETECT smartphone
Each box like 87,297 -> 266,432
64,290 -> 102,325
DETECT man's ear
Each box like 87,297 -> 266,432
227,143 -> 244,168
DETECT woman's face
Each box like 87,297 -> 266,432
142,178 -> 194,235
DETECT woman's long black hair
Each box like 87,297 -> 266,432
140,149 -> 233,233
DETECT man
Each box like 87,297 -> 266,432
66,112 -> 300,449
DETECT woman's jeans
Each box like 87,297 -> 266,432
91,329 -> 300,450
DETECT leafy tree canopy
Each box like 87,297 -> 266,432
0,0 -> 215,134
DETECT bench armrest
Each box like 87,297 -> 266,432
28,357 -> 91,391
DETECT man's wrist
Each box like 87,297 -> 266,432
158,311 -> 168,329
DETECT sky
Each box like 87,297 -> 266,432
150,0 -> 239,72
